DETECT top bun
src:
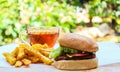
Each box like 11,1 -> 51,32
58,33 -> 98,52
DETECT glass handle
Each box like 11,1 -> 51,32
19,31 -> 30,46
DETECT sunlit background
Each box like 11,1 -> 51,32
0,0 -> 120,45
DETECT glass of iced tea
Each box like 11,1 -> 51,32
20,26 -> 59,48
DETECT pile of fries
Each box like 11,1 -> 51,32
3,44 -> 52,67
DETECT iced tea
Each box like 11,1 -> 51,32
28,31 -> 59,48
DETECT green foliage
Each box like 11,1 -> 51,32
0,0 -> 79,45
88,0 -> 120,31
20,0 -> 77,32
0,0 -> 21,45
0,0 -> 120,45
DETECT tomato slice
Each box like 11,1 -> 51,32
67,53 -> 87,57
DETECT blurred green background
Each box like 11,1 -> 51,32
0,0 -> 120,45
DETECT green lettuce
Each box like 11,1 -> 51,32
49,46 -> 79,59
49,47 -> 63,59
62,47 -> 78,53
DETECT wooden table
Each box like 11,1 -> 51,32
0,42 -> 120,72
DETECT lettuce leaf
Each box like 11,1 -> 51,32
49,47 -> 62,59
62,47 -> 78,53
49,46 -> 79,59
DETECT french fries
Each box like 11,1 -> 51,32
24,46 -> 52,65
3,43 -> 52,67
27,56 -> 40,63
32,44 -> 52,57
14,61 -> 23,67
17,47 -> 25,60
11,47 -> 19,57
3,52 -> 16,65
22,59 -> 31,66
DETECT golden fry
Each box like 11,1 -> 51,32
17,47 -> 25,60
3,52 -> 16,65
19,44 -> 30,48
27,56 -> 40,63
3,43 -> 52,67
22,59 -> 31,66
32,44 -> 51,57
32,44 -> 52,52
32,44 -> 49,49
42,44 -> 49,48
14,61 -> 23,67
11,47 -> 19,57
41,51 -> 50,57
24,50 -> 33,57
24,46 -> 52,65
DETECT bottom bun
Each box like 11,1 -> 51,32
52,58 -> 98,70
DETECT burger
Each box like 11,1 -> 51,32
49,33 -> 98,70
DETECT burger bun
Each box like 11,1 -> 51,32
59,33 -> 98,52
52,58 -> 98,70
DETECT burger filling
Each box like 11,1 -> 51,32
49,46 -> 96,61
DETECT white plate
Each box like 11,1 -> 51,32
0,42 -> 120,67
